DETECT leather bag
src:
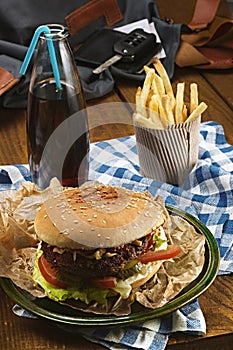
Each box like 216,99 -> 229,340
175,0 -> 233,69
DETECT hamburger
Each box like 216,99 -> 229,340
32,182 -> 181,309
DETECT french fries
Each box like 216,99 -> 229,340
175,82 -> 185,124
186,101 -> 208,123
153,59 -> 174,99
134,59 -> 208,129
190,83 -> 198,113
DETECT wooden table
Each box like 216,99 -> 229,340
0,1 -> 233,349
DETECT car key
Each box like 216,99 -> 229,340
93,28 -> 160,74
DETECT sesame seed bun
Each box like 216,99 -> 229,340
34,182 -> 168,250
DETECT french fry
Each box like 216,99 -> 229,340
186,102 -> 208,123
151,78 -> 159,95
154,73 -> 165,96
153,59 -> 174,99
148,95 -> 165,129
182,104 -> 188,120
135,86 -> 141,105
146,89 -> 154,108
162,95 -> 175,125
144,66 -> 159,95
175,82 -> 185,124
190,83 -> 198,113
140,68 -> 154,108
135,86 -> 143,114
156,95 -> 167,125
134,113 -> 159,129
143,65 -> 152,75
149,94 -> 159,116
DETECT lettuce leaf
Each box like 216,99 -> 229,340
32,250 -> 109,305
33,249 -> 159,305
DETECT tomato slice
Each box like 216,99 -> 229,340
38,255 -> 67,289
92,276 -> 117,289
138,245 -> 181,264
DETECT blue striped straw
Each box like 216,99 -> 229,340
19,25 -> 62,90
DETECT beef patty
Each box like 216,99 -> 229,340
41,234 -> 152,279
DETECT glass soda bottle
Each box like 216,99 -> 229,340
27,24 -> 89,190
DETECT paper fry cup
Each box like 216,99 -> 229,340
133,114 -> 201,186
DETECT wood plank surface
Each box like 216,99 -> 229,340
0,109 -> 27,164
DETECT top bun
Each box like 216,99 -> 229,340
34,182 -> 168,250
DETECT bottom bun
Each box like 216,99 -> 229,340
131,262 -> 162,289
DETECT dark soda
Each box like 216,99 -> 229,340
27,79 -> 89,189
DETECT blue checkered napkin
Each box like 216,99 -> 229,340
77,301 -> 205,350
1,121 -> 232,350
79,301 -> 205,350
12,300 -> 205,350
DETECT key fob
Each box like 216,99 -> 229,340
113,29 -> 158,61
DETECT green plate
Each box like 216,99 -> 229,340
0,205 -> 220,327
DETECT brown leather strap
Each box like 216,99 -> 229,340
0,67 -> 19,96
182,15 -> 233,47
66,0 -> 123,36
189,0 -> 221,30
